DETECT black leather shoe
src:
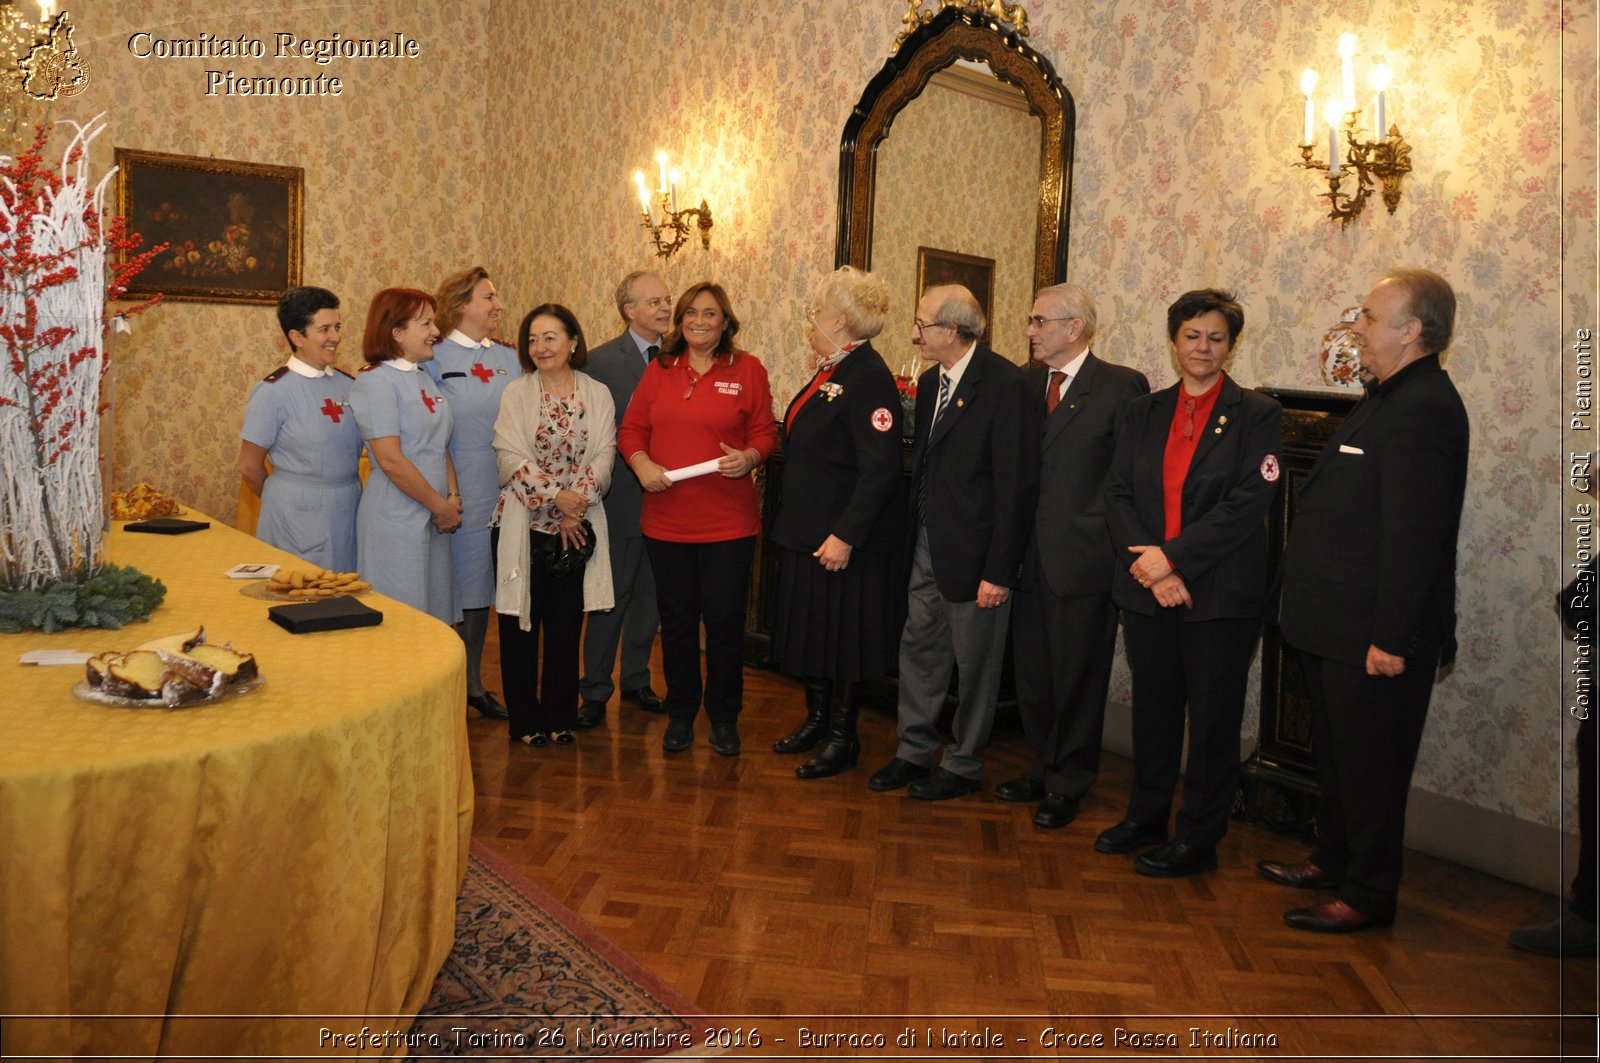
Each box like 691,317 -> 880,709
907,768 -> 981,801
1135,840 -> 1217,878
620,686 -> 665,713
867,757 -> 930,792
994,775 -> 1046,803
1284,899 -> 1393,933
1257,859 -> 1339,890
1093,820 -> 1168,855
468,692 -> 509,720
710,720 -> 741,757
575,700 -> 606,729
1032,793 -> 1077,829
662,719 -> 693,752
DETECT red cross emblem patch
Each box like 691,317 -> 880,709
471,363 -> 494,382
1260,454 -> 1280,482
421,389 -> 437,413
870,407 -> 893,433
319,398 -> 343,423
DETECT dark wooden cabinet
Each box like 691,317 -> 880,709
1237,386 -> 1360,839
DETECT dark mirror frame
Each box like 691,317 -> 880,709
835,6 -> 1076,291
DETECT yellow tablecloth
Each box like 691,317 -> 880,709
0,514 -> 473,1059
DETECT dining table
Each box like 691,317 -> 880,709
0,512 -> 473,1058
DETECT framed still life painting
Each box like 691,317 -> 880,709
114,148 -> 303,305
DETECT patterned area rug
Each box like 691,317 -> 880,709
407,841 -> 704,1058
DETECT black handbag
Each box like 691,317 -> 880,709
535,520 -> 594,577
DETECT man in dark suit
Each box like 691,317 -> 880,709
1269,267 -> 1470,932
1001,284 -> 1149,828
868,284 -> 1039,800
576,271 -> 672,728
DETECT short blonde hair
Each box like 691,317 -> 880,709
810,265 -> 890,340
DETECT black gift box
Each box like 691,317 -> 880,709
267,596 -> 383,633
125,517 -> 211,534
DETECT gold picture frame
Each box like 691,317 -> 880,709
916,246 -> 996,348
114,148 -> 303,305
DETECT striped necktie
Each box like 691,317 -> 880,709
931,373 -> 952,425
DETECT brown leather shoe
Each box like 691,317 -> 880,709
1284,899 -> 1394,933
1257,859 -> 1339,890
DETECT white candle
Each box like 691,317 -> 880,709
37,0 -> 52,20
1372,64 -> 1391,136
668,167 -> 680,213
1300,69 -> 1318,145
1325,100 -> 1343,177
655,151 -> 668,194
1338,33 -> 1357,113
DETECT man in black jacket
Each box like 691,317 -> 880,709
868,284 -> 1038,800
1269,268 -> 1471,932
1002,284 -> 1149,828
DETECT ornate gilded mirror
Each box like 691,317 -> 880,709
836,4 -> 1074,367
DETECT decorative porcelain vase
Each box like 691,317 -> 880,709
1319,306 -> 1365,389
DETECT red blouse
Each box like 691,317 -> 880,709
617,350 -> 777,543
1161,375 -> 1224,541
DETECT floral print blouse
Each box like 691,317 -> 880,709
495,390 -> 601,535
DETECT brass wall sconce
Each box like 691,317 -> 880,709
1293,34 -> 1411,228
632,152 -> 712,260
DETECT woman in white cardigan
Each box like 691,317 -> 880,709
491,304 -> 615,747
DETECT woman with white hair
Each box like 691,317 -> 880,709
769,266 -> 906,779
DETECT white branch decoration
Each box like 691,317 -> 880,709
0,115 -> 114,590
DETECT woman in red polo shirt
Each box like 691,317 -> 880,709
618,281 -> 776,758
1098,288 -> 1283,880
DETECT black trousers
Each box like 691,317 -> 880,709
1121,609 -> 1262,847
496,528 -> 585,736
1299,650 -> 1435,920
643,535 -> 755,726
1011,584 -> 1117,799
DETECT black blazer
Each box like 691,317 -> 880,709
911,346 -> 1039,602
1021,353 -> 1151,597
772,341 -> 905,556
584,331 -> 652,535
1106,375 -> 1283,620
1278,355 -> 1469,668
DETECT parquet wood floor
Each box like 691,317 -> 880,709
470,630 -> 1597,1059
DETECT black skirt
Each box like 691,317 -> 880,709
771,545 -> 898,681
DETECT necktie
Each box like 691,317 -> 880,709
931,373 -> 953,426
645,344 -> 659,363
1046,370 -> 1066,414
917,375 -> 954,525
1182,395 -> 1197,440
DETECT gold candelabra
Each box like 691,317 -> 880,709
1296,113 -> 1412,228
1294,36 -> 1412,228
632,153 -> 712,260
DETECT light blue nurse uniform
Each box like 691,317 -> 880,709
350,359 -> 461,625
423,333 -> 521,609
240,361 -> 364,572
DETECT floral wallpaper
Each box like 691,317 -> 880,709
871,78 -> 1041,374
25,1 -> 1591,835
37,0 -> 494,524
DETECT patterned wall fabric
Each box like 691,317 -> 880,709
27,0 -> 1592,828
